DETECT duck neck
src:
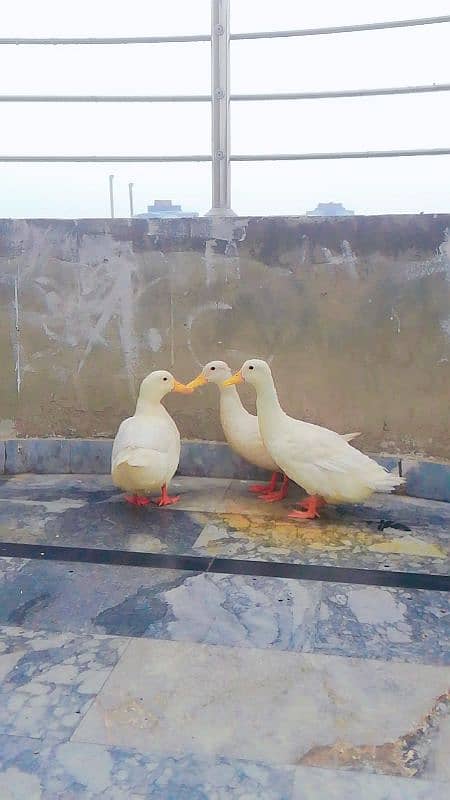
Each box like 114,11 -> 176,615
135,395 -> 163,416
218,384 -> 247,429
219,384 -> 245,413
255,376 -> 283,436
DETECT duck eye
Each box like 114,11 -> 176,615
210,366 -> 216,371
249,365 -> 254,370
163,377 -> 168,381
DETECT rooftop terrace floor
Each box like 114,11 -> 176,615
0,475 -> 449,798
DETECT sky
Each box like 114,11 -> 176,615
0,0 -> 449,218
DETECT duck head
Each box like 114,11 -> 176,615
223,359 -> 272,389
138,370 -> 193,403
186,360 -> 232,391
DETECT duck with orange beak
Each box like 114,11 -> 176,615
224,360 -> 403,520
112,370 -> 193,507
187,360 -> 289,501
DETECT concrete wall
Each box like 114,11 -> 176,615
0,215 -> 449,458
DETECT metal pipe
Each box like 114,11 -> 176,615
0,94 -> 212,103
0,155 -> 212,162
230,148 -> 450,161
128,182 -> 134,217
109,174 -> 114,218
207,0 -> 234,216
0,34 -> 211,45
231,83 -> 450,101
2,84 -> 449,103
1,149 -> 449,163
231,14 -> 450,40
0,15 -> 448,45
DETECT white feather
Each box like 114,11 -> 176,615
245,361 -> 404,505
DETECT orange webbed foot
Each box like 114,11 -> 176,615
125,494 -> 151,507
259,475 -> 289,503
156,484 -> 180,507
288,495 -> 325,520
249,471 -> 279,495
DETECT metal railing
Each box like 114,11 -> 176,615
1,2 -> 450,215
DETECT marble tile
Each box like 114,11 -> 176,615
143,572 -> 321,651
191,489 -> 450,574
316,584 -> 450,665
0,559 -> 321,652
292,766 -> 447,799
73,640 -> 450,781
402,459 -> 450,504
0,625 -> 127,741
0,478 -> 206,555
69,439 -> 113,474
0,559 -> 189,637
0,736 -> 294,800
4,439 -> 71,475
169,476 -> 232,512
178,440 -> 270,481
0,474 -> 114,496
0,474 -> 449,574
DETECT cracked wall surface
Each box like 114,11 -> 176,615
0,215 -> 449,458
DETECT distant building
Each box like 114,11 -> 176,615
307,202 -> 354,217
135,199 -> 198,219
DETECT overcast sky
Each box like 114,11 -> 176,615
0,0 -> 449,218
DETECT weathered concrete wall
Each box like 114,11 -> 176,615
0,215 -> 449,458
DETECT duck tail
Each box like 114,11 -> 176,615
372,469 -> 405,493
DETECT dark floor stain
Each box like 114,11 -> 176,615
377,520 -> 412,532
93,576 -> 187,636
8,593 -> 51,625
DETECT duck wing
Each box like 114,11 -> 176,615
112,416 -> 176,470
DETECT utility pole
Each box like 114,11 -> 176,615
109,174 -> 115,218
128,182 -> 134,217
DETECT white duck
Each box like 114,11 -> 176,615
112,370 -> 192,507
187,360 -> 361,503
224,359 -> 404,520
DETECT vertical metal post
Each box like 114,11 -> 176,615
128,182 -> 134,217
109,174 -> 115,218
207,0 -> 234,216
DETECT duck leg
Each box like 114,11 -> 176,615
288,495 -> 325,520
125,494 -> 151,507
156,483 -> 180,507
249,471 -> 279,495
258,474 -> 289,503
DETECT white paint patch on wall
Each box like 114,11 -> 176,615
146,328 -> 163,352
320,240 -> 358,276
9,222 -> 140,399
408,228 -> 450,281
186,301 -> 233,366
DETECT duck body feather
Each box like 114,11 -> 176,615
112,404 -> 180,494
254,374 -> 403,504
220,386 -> 361,475
220,387 -> 278,471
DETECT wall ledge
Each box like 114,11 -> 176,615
0,438 -> 448,504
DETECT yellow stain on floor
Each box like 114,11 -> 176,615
369,537 -> 446,558
193,513 -> 447,559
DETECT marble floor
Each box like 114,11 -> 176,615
0,474 -> 449,799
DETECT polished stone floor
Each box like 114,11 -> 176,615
0,475 -> 449,799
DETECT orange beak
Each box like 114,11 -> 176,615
172,380 -> 194,395
223,370 -> 244,387
185,373 -> 208,391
